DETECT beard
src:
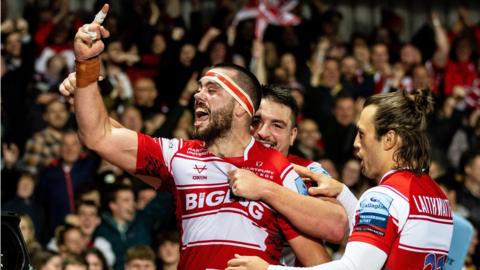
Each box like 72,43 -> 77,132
192,100 -> 234,145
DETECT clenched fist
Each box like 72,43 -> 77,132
228,169 -> 269,201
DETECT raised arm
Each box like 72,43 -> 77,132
228,169 -> 347,243
431,12 -> 449,68
72,5 -> 139,175
60,72 -> 163,189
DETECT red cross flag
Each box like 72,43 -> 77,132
233,0 -> 301,41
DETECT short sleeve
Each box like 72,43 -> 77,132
307,161 -> 330,177
279,164 -> 308,195
348,187 -> 407,254
136,133 -> 178,180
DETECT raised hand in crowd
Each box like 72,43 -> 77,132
198,27 -> 222,52
2,143 -> 20,169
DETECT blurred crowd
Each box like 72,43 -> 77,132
1,0 -> 479,269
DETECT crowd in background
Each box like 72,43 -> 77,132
1,0 -> 479,269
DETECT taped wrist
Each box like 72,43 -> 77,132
75,57 -> 100,87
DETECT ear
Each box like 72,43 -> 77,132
289,127 -> 298,146
382,130 -> 399,151
109,201 -> 116,212
233,103 -> 248,118
465,165 -> 471,176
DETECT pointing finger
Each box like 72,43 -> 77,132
92,4 -> 109,25
293,164 -> 313,178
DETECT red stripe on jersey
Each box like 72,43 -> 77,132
381,185 -> 409,202
177,183 -> 229,188
184,239 -> 262,249
280,165 -> 294,180
398,243 -> 449,253
407,215 -> 454,225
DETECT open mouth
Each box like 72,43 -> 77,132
259,141 -> 276,149
195,110 -> 209,120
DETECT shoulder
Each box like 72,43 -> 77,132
287,154 -> 330,176
380,170 -> 416,198
254,142 -> 291,170
287,154 -> 310,166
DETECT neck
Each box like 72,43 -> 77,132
298,145 -> 314,159
376,156 -> 398,183
163,263 -> 178,270
465,178 -> 480,198
112,215 -> 127,226
208,129 -> 252,158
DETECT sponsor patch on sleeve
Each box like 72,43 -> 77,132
294,177 -> 309,195
308,162 -> 330,176
354,191 -> 393,236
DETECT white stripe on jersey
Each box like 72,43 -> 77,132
280,164 -> 293,180
281,165 -> 299,193
176,153 -> 224,162
399,218 -> 453,254
176,183 -> 230,190
244,137 -> 255,160
181,211 -> 269,251
398,244 -> 449,256
159,138 -> 181,172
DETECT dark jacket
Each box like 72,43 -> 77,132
95,192 -> 175,270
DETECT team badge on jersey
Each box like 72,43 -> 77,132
355,191 -> 393,236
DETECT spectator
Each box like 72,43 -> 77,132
125,245 -> 156,270
340,55 -> 374,98
305,58 -> 345,123
99,40 -> 134,112
290,119 -> 323,161
75,183 -> 102,208
444,35 -> 478,96
83,248 -> 109,270
62,255 -> 88,270
31,250 -> 63,270
321,94 -> 357,167
371,43 -> 393,94
23,99 -> 70,173
132,77 -> 162,121
340,159 -> 368,198
53,224 -> 87,257
3,172 -> 45,238
155,231 -> 180,270
37,131 -> 99,242
457,150 -> 480,242
75,200 -> 115,266
95,185 -> 174,270
1,143 -> 21,202
18,214 -> 43,257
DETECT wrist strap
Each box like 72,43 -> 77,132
75,57 -> 100,87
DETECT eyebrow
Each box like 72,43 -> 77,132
200,80 -> 222,89
272,119 -> 287,126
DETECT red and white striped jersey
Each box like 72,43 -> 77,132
349,170 -> 453,270
136,133 -> 303,270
